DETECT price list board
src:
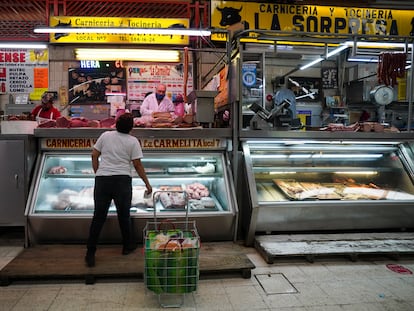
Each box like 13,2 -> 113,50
0,49 -> 49,100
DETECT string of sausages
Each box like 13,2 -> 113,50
377,52 -> 407,87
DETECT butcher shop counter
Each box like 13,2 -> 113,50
25,128 -> 237,245
239,130 -> 414,246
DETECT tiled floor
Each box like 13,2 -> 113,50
1,235 -> 414,310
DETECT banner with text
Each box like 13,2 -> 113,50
0,49 -> 49,100
127,63 -> 193,102
211,1 -> 414,41
41,137 -> 227,151
49,16 -> 189,45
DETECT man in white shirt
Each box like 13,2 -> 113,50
140,84 -> 175,116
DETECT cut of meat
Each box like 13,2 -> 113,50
274,180 -> 341,200
38,120 -> 56,128
152,112 -> 172,119
132,185 -> 149,206
88,120 -> 101,128
48,166 -> 67,174
100,117 -> 116,128
70,118 -> 89,127
71,187 -> 95,210
200,197 -> 215,208
56,116 -> 71,128
185,182 -> 209,199
159,192 -> 186,209
151,122 -> 173,128
52,189 -> 78,210
342,187 -> 387,200
159,185 -> 182,191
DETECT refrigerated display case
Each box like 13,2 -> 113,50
26,129 -> 237,245
240,132 -> 414,245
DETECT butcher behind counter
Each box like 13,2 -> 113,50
6,85 -> 195,129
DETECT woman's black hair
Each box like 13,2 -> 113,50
116,113 -> 134,133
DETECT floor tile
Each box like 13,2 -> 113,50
0,243 -> 413,311
255,273 -> 297,295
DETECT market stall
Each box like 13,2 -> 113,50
209,1 -> 414,246
240,131 -> 414,246
25,128 -> 237,246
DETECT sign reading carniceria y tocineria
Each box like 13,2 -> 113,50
49,16 -> 190,45
211,1 -> 414,41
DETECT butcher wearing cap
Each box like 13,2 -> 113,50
30,92 -> 61,120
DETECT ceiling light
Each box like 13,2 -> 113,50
34,27 -> 211,37
299,57 -> 324,70
298,44 -> 348,71
347,56 -> 379,63
0,43 -> 48,49
326,45 -> 348,58
345,41 -> 412,49
75,48 -> 180,62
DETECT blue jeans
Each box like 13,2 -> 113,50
87,175 -> 133,252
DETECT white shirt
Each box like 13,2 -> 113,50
94,131 -> 143,176
140,93 -> 174,116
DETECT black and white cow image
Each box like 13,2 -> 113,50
410,17 -> 414,36
216,6 -> 249,37
168,23 -> 186,39
54,20 -> 71,41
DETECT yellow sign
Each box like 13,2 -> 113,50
211,1 -> 414,41
41,138 -> 97,150
41,137 -> 227,151
49,16 -> 189,45
139,138 -> 227,150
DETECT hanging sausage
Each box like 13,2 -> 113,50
377,52 -> 407,87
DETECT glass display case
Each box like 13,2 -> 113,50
26,150 -> 237,245
241,137 -> 414,245
32,153 -> 230,214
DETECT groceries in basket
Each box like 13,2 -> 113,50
145,222 -> 200,294
149,231 -> 198,251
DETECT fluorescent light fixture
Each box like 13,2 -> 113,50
347,56 -> 379,63
326,44 -> 348,58
299,44 -> 349,70
34,27 -> 211,36
0,43 -> 48,49
75,48 -> 180,62
334,171 -> 378,175
300,57 -> 324,70
345,41 -> 411,49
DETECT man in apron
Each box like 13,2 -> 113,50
30,92 -> 61,121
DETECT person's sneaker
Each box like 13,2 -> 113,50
85,253 -> 95,267
122,245 -> 137,255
